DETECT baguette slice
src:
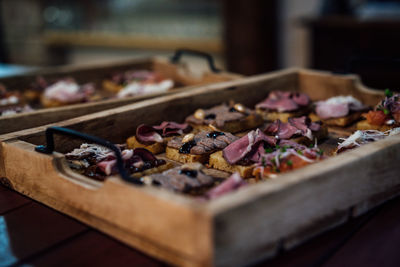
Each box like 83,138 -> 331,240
209,151 -> 254,178
309,111 -> 362,127
256,108 -> 309,122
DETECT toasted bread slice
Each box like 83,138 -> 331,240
309,112 -> 362,127
356,120 -> 393,131
126,136 -> 166,154
131,161 -> 174,178
102,80 -> 123,93
191,113 -> 263,133
165,147 -> 209,164
256,108 -> 309,122
209,151 -> 254,178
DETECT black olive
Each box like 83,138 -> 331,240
179,140 -> 197,154
179,169 -> 198,178
205,113 -> 216,119
152,180 -> 161,186
207,131 -> 225,139
143,161 -> 153,169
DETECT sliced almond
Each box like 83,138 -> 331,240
141,176 -> 153,185
208,124 -> 219,131
194,109 -> 205,119
234,103 -> 245,113
182,133 -> 195,143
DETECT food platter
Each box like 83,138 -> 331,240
0,50 -> 240,134
1,68 -> 400,267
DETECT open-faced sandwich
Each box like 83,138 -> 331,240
140,163 -> 214,195
166,130 -> 238,164
336,127 -> 400,154
209,129 -> 276,178
126,121 -> 192,154
185,102 -> 263,133
65,143 -> 173,181
263,116 -> 328,145
252,140 -> 325,179
357,90 -> 400,131
103,70 -> 174,97
38,77 -> 97,108
255,91 -> 311,122
309,95 -> 367,127
0,84 -> 33,116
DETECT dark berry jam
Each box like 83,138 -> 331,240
179,169 -> 198,178
229,107 -> 237,112
207,131 -> 225,139
179,140 -> 197,154
205,113 -> 216,119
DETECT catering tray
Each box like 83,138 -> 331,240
1,69 -> 400,267
0,49 -> 239,134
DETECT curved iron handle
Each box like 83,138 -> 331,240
35,126 -> 143,185
171,49 -> 221,73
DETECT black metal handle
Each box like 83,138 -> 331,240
171,49 -> 221,73
35,126 -> 142,185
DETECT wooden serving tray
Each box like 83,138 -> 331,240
0,52 -> 240,134
1,69 -> 400,267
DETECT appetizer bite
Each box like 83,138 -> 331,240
209,129 -> 276,178
140,163 -> 214,194
126,121 -> 192,154
357,90 -> 400,131
185,102 -> 263,133
263,116 -> 328,145
255,91 -> 311,122
103,70 -> 174,97
0,84 -> 33,116
166,130 -> 238,164
253,140 -> 325,179
39,78 -> 97,108
310,95 -> 367,127
66,143 -> 172,181
336,127 -> 400,153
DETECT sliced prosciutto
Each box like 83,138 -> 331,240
136,121 -> 191,144
256,91 -> 310,112
315,96 -> 366,119
223,129 -> 276,165
264,116 -> 321,140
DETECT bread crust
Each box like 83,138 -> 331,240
130,162 -> 174,178
356,120 -> 393,131
256,108 -> 309,122
165,147 -> 209,164
309,112 -> 362,127
190,113 -> 263,133
102,80 -> 123,93
209,151 -> 254,178
126,136 -> 166,154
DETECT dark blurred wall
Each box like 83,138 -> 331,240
223,0 -> 279,75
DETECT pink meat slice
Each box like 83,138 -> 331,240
223,129 -> 276,164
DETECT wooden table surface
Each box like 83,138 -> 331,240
1,184 -> 400,267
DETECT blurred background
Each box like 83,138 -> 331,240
1,0 -> 400,88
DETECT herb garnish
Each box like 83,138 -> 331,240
385,88 -> 393,97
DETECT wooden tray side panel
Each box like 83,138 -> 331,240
298,69 -> 384,105
212,136 -> 400,266
0,140 -> 213,267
